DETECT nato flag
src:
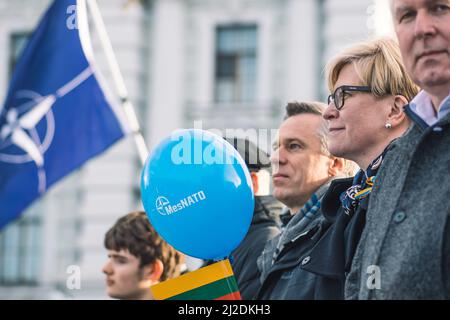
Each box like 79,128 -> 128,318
0,0 -> 129,228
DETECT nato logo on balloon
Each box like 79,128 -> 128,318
141,129 -> 254,261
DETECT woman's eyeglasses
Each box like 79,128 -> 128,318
327,85 -> 371,110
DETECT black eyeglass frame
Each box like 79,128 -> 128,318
327,85 -> 371,110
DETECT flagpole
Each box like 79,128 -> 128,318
85,0 -> 149,165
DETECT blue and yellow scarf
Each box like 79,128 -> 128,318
340,150 -> 387,216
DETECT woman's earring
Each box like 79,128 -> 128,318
385,123 -> 392,129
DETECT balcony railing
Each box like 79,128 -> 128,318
184,101 -> 283,130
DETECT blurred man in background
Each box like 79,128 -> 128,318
225,137 -> 283,300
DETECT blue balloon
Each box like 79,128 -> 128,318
140,129 -> 254,260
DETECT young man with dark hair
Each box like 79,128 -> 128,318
102,211 -> 183,300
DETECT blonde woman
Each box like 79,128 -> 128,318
299,37 -> 419,299
257,37 -> 418,300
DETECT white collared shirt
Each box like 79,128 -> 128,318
409,90 -> 450,126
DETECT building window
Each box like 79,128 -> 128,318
214,24 -> 258,103
0,31 -> 42,285
8,32 -> 30,79
0,206 -> 42,285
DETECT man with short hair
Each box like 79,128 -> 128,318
272,102 -> 347,226
346,0 -> 450,299
255,101 -> 348,299
102,211 -> 183,300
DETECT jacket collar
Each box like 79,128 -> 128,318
277,178 -> 336,247
404,104 -> 429,131
321,177 -> 353,223
251,195 -> 282,226
301,195 -> 369,279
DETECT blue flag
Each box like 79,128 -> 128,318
0,0 -> 129,228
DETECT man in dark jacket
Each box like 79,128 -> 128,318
346,0 -> 450,299
256,101 -> 349,299
224,137 -> 283,300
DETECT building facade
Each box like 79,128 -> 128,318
0,0 -> 386,299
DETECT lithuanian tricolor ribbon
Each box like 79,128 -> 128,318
150,259 -> 241,300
